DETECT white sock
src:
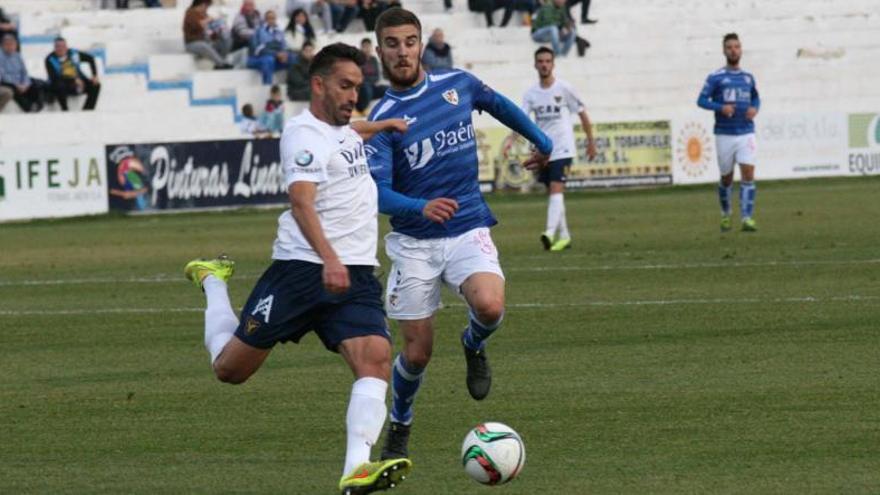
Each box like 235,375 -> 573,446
203,275 -> 238,364
343,377 -> 388,477
558,197 -> 570,240
546,193 -> 564,235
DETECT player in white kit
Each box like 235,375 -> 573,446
504,46 -> 596,251
184,43 -> 411,495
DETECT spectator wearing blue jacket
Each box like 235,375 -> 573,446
0,34 -> 45,112
247,10 -> 296,85
44,37 -> 100,111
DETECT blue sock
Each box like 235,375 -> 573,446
390,353 -> 424,425
740,181 -> 756,219
718,182 -> 732,216
462,311 -> 504,351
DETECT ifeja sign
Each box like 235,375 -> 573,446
0,145 -> 108,222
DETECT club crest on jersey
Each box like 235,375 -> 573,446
442,89 -> 459,105
554,95 -> 562,103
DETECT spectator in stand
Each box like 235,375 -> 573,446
0,84 -> 11,111
112,0 -> 162,7
247,10 -> 295,85
260,84 -> 285,134
45,37 -> 100,111
286,40 -> 314,101
285,8 -> 316,47
566,0 -> 597,24
183,0 -> 233,70
356,38 -> 387,113
232,0 -> 261,51
472,0 -> 533,28
531,0 -> 575,56
0,7 -> 17,42
239,103 -> 272,137
358,0 -> 386,32
0,34 -> 44,112
422,28 -> 453,71
286,0 -> 333,35
330,0 -> 360,33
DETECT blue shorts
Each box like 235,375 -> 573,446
538,158 -> 573,186
234,260 -> 390,352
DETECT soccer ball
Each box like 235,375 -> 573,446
461,422 -> 526,485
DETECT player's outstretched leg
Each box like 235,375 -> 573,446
184,255 -> 238,364
339,458 -> 413,495
460,274 -> 505,401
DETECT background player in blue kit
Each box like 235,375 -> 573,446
698,32 -> 761,232
364,8 -> 553,461
184,44 -> 412,495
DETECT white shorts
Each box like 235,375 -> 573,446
716,133 -> 757,176
384,227 -> 505,320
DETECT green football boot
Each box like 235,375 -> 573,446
183,255 -> 235,289
540,231 -> 554,250
550,238 -> 572,251
741,218 -> 757,232
339,458 -> 412,495
720,215 -> 732,232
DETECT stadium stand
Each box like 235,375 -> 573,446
0,0 -> 878,147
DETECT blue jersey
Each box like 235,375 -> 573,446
367,69 -> 552,239
697,67 -> 761,135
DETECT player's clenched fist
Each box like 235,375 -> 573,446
423,198 -> 459,223
323,259 -> 350,294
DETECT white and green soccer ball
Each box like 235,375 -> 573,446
461,422 -> 526,485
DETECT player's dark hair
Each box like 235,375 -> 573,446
308,42 -> 366,77
374,7 -> 422,44
361,38 -> 372,45
534,46 -> 555,60
723,32 -> 739,44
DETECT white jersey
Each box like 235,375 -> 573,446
521,79 -> 585,161
272,109 -> 379,266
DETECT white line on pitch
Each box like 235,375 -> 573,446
1,258 -> 878,288
1,295 -> 876,317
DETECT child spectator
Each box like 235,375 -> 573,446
239,103 -> 272,137
260,85 -> 285,134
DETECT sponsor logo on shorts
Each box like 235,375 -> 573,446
245,317 -> 260,335
252,294 -> 274,323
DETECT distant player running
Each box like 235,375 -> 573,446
697,32 -> 761,232
503,46 -> 597,251
364,8 -> 553,460
184,43 -> 412,495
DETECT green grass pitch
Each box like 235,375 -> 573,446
1,177 -> 879,493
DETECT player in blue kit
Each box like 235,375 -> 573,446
697,32 -> 761,232
363,8 -> 553,460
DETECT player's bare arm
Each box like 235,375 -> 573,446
578,110 -> 597,160
351,118 -> 408,141
289,181 -> 350,294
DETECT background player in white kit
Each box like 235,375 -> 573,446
183,43 -> 412,495
503,46 -> 597,251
